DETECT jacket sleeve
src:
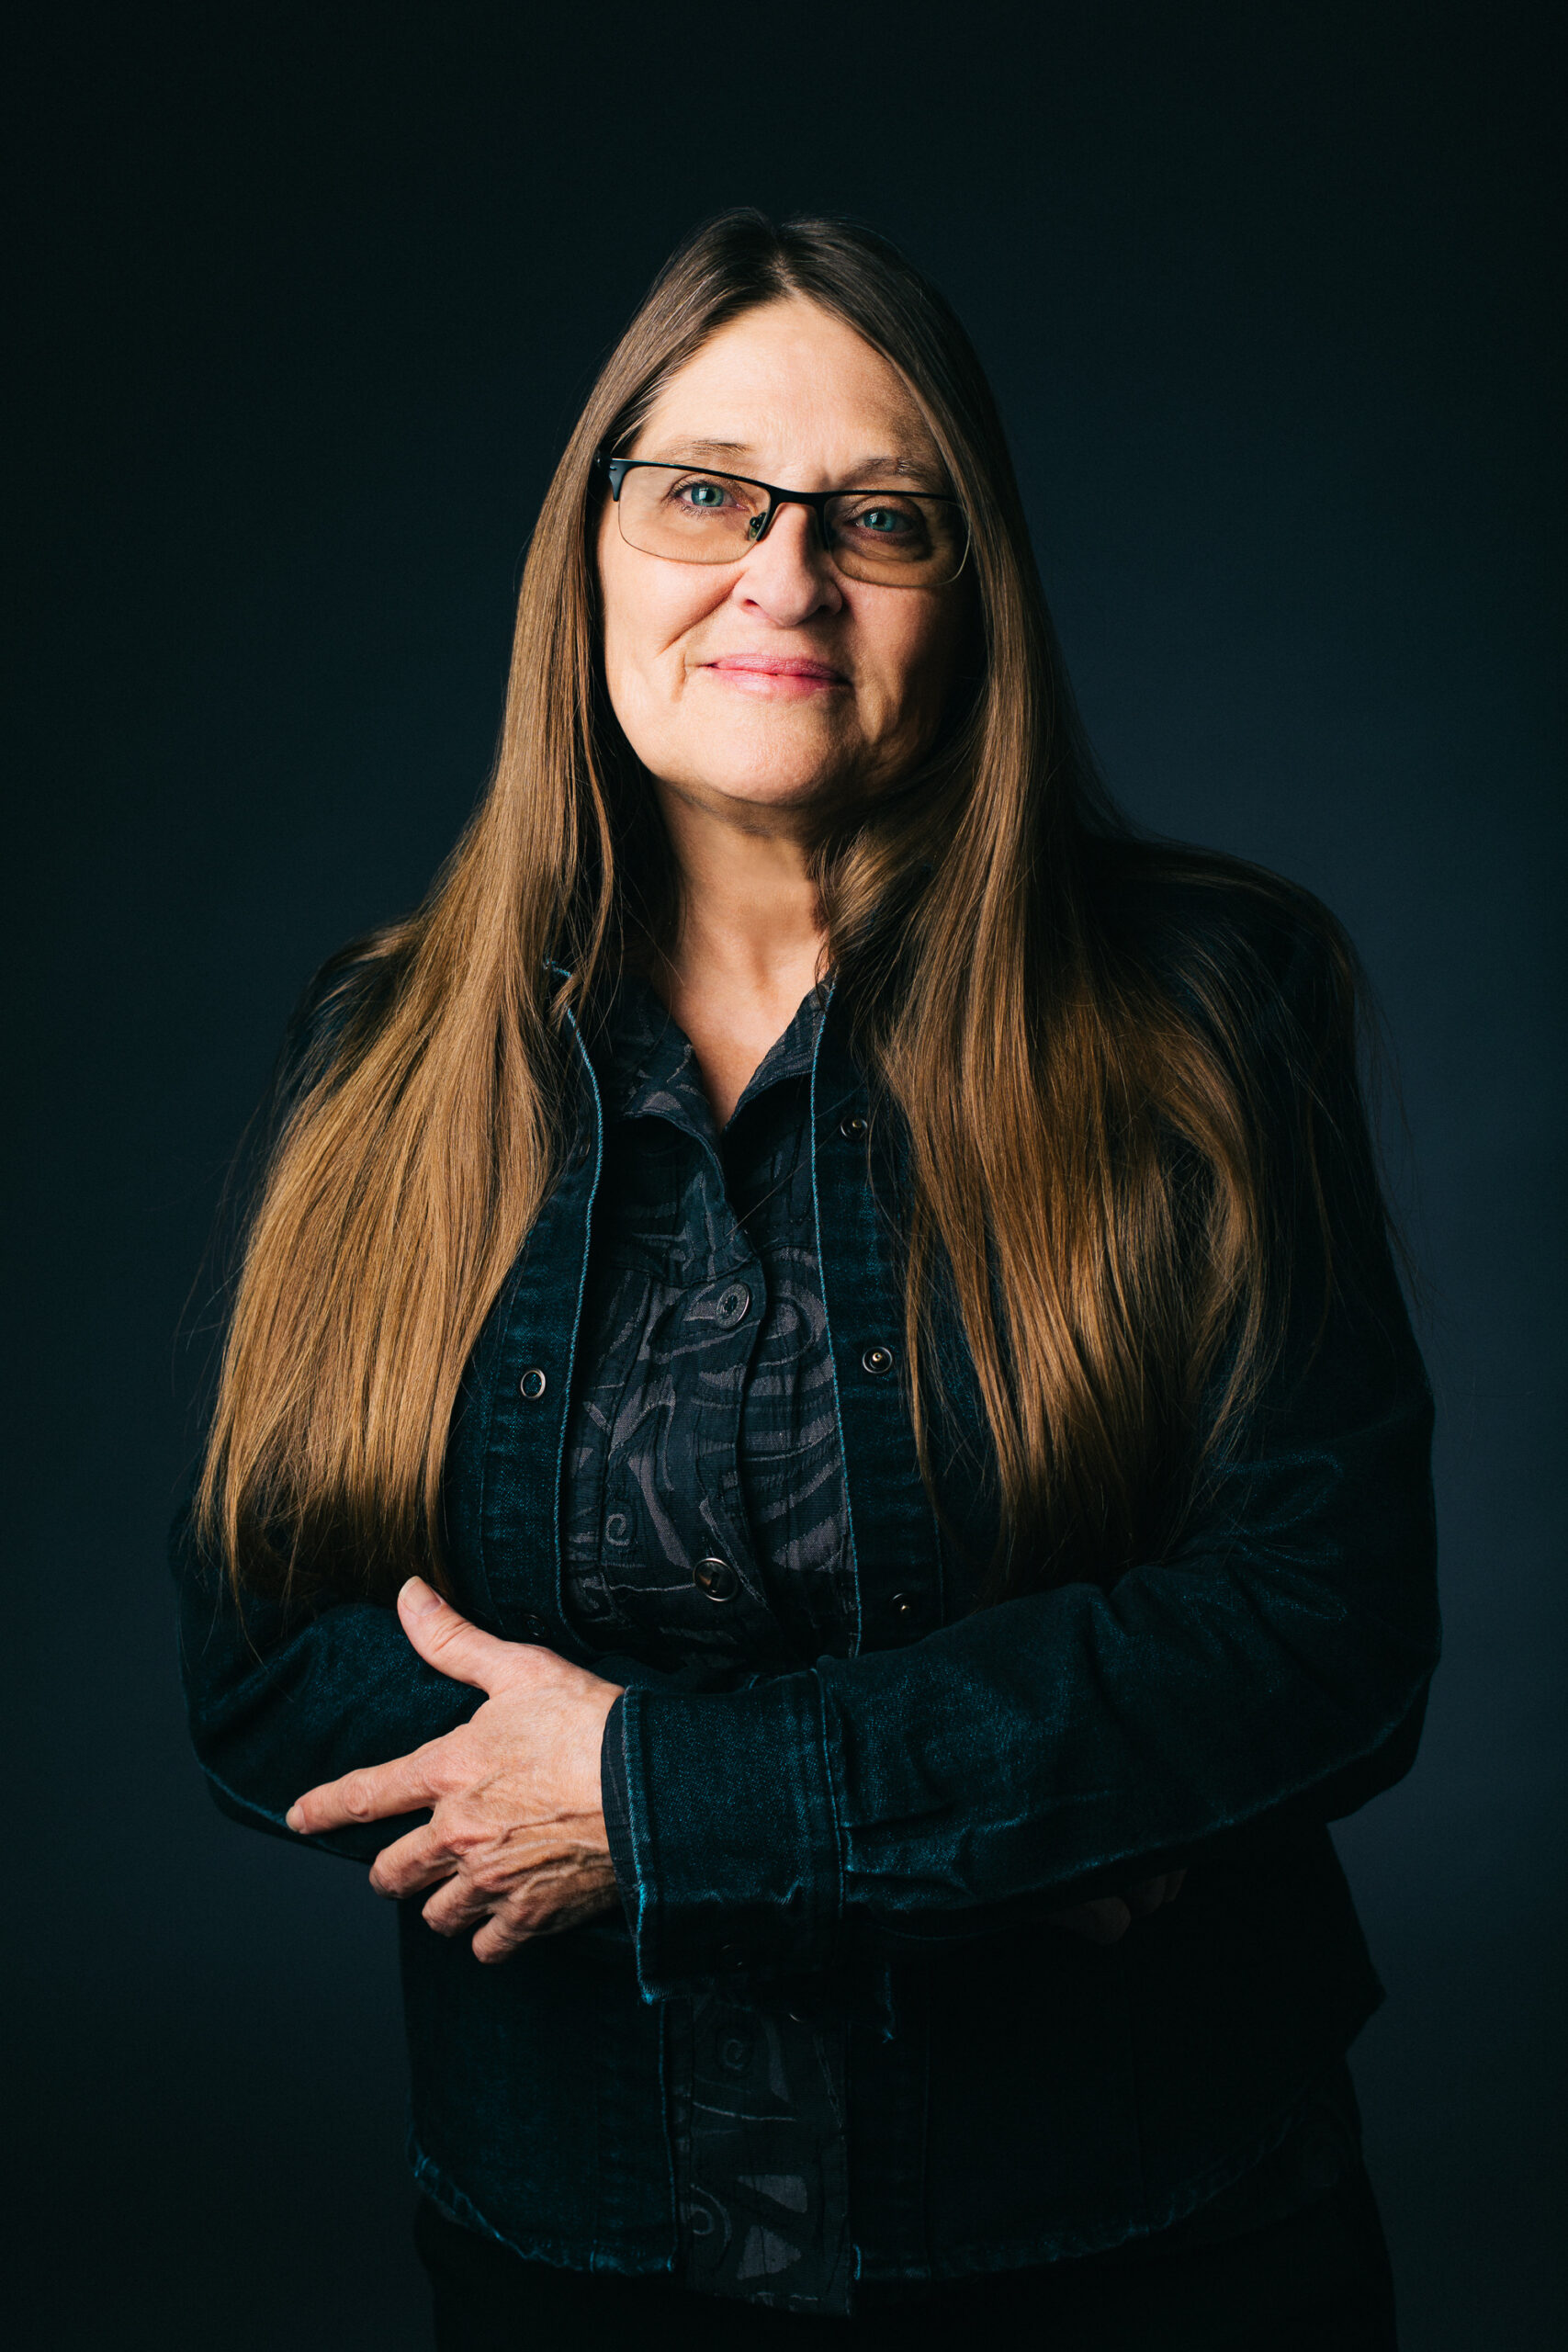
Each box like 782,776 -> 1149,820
610,922 -> 1440,1999
171,1504 -> 488,1863
170,945 -> 491,1865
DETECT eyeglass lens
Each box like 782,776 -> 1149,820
614,465 -> 967,586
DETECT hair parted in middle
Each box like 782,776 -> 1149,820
197,207 -> 1362,1609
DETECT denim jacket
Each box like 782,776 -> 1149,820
172,873 -> 1438,2296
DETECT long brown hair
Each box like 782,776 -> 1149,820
197,209 -> 1362,1604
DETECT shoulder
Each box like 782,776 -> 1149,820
267,926 -> 412,1128
1081,835 -> 1359,1066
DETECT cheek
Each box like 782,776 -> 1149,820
599,538 -> 721,717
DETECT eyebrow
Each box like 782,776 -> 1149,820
654,437 -> 948,488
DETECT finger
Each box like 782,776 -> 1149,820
398,1578 -> 525,1695
422,1874 -> 491,1938
1048,1898 -> 1131,1946
1124,1875 -> 1168,1918
286,1741 -> 447,1837
471,1910 -> 535,1965
368,1820 -> 460,1900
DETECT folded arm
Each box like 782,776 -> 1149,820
171,1510 -> 489,1863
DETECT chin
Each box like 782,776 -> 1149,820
688,777 -> 840,819
666,735 -> 862,812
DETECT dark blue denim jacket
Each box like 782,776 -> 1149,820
172,880 -> 1438,2297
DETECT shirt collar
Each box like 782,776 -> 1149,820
602,968 -> 826,1136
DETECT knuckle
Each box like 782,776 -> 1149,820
444,1815 -> 483,1858
342,1777 -> 372,1820
427,1748 -> 470,1800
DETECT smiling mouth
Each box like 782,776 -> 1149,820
702,654 -> 849,690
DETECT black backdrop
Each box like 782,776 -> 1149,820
7,6 -> 1562,2346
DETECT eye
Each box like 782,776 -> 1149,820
668,473 -> 739,511
833,495 -> 934,558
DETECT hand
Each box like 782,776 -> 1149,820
1047,1871 -> 1187,1946
285,1578 -> 624,1963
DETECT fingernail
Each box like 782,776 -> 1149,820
285,1804 -> 302,1832
400,1577 -> 443,1615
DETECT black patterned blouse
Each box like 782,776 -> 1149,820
562,970 -> 858,2311
560,970 -> 859,1679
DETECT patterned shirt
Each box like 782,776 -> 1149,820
562,970 -> 857,2312
560,971 -> 857,1679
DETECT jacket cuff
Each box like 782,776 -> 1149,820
598,1695 -> 640,1938
616,1671 -> 843,1999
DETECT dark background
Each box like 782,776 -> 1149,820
6,4 -> 1562,2345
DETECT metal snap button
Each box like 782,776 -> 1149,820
718,2034 -> 752,2073
694,1556 -> 739,1602
889,1591 -> 915,1618
519,1367 -> 547,1400
715,1282 -> 750,1326
839,1112 -> 867,1139
861,1344 -> 895,1377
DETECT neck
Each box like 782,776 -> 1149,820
640,778 -> 830,1125
649,778 -> 828,1000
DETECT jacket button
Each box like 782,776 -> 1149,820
519,1367 -> 547,1400
861,1344 -> 895,1377
889,1591 -> 915,1619
694,1556 -> 739,1601
839,1112 -> 867,1139
520,1611 -> 548,1639
716,1941 -> 745,1973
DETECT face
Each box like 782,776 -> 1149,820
596,298 -> 968,824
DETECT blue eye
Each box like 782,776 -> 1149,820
859,506 -> 908,535
680,478 -> 729,508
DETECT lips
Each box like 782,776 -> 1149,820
702,653 -> 849,689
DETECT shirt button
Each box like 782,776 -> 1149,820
718,2034 -> 752,2074
839,1112 -> 867,1139
694,1556 -> 739,1601
519,1367 -> 547,1400
715,1282 -> 750,1326
861,1344 -> 895,1377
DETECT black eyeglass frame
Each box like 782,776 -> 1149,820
596,455 -> 971,585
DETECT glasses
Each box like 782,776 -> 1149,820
598,457 -> 970,588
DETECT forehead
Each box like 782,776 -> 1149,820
630,297 -> 943,483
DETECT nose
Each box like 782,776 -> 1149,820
732,501 -> 843,626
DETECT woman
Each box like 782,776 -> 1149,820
174,212 -> 1438,2349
